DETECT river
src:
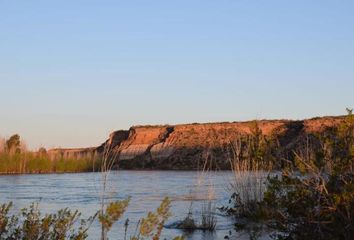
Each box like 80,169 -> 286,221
0,171 -> 270,240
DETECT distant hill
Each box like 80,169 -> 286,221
48,115 -> 346,170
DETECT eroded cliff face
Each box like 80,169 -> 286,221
48,116 -> 345,170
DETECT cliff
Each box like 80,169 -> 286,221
48,116 -> 346,170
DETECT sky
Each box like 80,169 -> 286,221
0,0 -> 353,150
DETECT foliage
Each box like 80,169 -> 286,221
0,198 -> 184,240
98,196 -> 183,240
222,122 -> 273,219
222,111 -> 354,240
229,121 -> 277,169
174,200 -> 217,232
0,134 -> 102,174
200,201 -> 217,231
99,198 -> 130,237
258,111 -> 354,240
5,134 -> 21,154
132,197 -> 172,240
98,141 -> 121,240
0,202 -> 96,240
0,151 -> 101,174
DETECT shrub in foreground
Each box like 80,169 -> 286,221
0,198 -> 183,240
261,111 -> 354,240
0,202 -> 95,240
223,111 -> 354,240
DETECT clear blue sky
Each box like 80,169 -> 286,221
0,0 -> 353,149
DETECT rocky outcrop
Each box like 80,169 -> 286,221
48,116 -> 346,170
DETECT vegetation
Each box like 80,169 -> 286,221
174,148 -> 218,232
0,151 -> 100,174
176,200 -> 217,231
0,202 -> 96,240
223,110 -> 354,240
0,135 -> 185,239
260,110 -> 354,240
0,198 -> 183,240
130,197 -> 177,240
98,141 -> 119,240
200,201 -> 217,231
0,135 -> 101,174
221,122 -> 273,219
99,198 -> 130,238
5,134 -> 21,154
95,136 -> 184,240
2,111 -> 353,239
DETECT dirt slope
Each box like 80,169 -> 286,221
48,116 -> 345,170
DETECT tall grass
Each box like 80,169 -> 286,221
98,139 -> 121,240
176,148 -> 218,231
0,152 -> 100,174
226,133 -> 272,218
228,159 -> 269,215
0,199 -> 184,240
200,201 -> 217,230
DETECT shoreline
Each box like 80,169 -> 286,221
0,169 -> 235,176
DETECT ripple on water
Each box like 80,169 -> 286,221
0,171 -> 271,240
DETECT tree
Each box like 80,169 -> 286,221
6,134 -> 21,154
0,137 -> 5,152
38,147 -> 47,156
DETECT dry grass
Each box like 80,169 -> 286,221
200,201 -> 217,230
176,148 -> 218,232
229,160 -> 269,208
177,200 -> 217,231
227,135 -> 271,217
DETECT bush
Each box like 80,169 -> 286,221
258,111 -> 354,240
222,111 -> 354,240
1,198 -> 184,240
0,202 -> 95,240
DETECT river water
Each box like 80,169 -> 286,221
0,171 -> 270,240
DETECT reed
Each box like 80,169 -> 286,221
226,133 -> 271,218
200,201 -> 217,231
177,148 -> 218,231
0,151 -> 99,174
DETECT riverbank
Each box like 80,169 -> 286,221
49,115 -> 346,170
0,152 -> 100,174
0,115 -> 346,174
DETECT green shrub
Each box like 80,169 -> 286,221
223,111 -> 354,240
257,111 -> 354,240
0,202 -> 95,240
1,198 -> 184,240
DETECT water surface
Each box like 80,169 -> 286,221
0,171 -> 268,239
